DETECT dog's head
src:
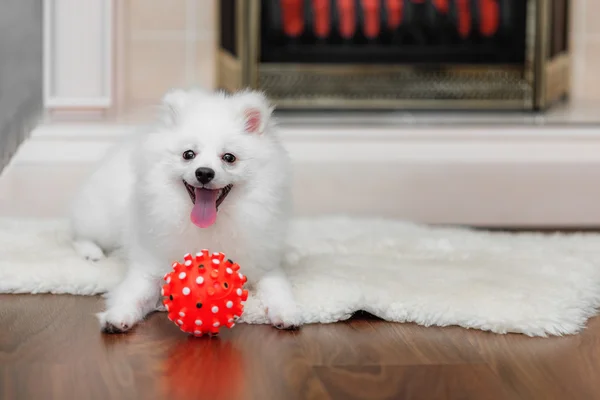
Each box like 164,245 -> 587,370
140,89 -> 284,229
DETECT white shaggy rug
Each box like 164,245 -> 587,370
1,217 -> 600,337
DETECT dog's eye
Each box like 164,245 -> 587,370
182,150 -> 196,160
222,153 -> 236,164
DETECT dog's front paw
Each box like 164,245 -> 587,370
257,268 -> 301,330
154,297 -> 167,312
265,302 -> 301,330
97,308 -> 141,334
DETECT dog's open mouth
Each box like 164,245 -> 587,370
183,181 -> 233,229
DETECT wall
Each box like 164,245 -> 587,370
571,0 -> 600,101
116,0 -> 216,113
0,0 -> 43,172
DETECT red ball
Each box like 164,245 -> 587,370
162,250 -> 248,336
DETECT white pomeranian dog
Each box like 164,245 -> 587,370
68,89 -> 300,333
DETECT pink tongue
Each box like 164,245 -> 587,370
190,188 -> 218,228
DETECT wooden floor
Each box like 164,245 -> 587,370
1,295 -> 600,400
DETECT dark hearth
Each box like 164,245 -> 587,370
261,0 -> 526,64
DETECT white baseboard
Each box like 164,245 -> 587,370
11,123 -> 600,227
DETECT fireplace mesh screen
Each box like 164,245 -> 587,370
218,0 -> 571,110
259,67 -> 530,103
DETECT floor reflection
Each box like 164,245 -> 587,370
161,336 -> 245,400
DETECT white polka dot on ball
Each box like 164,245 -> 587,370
212,252 -> 220,256
228,318 -> 234,323
236,288 -> 242,296
177,319 -> 183,325
182,287 -> 191,295
212,259 -> 220,265
165,304 -> 169,311
196,252 -> 203,257
226,268 -> 233,274
238,273 -> 243,280
179,312 -> 185,317
161,288 -> 164,296
196,276 -> 204,284
226,301 -> 233,308
213,322 -> 220,327
166,277 -> 171,284
194,330 -> 201,335
171,262 -> 177,268
211,306 -> 219,313
178,272 -> 186,279
184,260 -> 192,266
195,320 -> 202,326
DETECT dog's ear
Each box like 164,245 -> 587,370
233,90 -> 274,135
160,89 -> 189,124
160,88 -> 210,125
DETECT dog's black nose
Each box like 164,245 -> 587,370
195,167 -> 215,185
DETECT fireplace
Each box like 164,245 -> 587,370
216,0 -> 571,111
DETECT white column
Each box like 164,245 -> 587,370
43,0 -> 113,110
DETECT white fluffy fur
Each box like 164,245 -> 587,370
67,89 -> 298,332
1,216 -> 600,337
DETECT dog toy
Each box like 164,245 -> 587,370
162,250 -> 248,336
